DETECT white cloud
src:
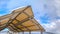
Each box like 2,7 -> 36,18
37,18 -> 60,34
38,0 -> 60,34
54,0 -> 60,17
41,19 -> 60,34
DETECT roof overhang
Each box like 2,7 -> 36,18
0,6 -> 45,32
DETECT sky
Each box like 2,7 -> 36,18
0,0 -> 60,34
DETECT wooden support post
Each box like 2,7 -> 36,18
29,31 -> 31,34
22,31 -> 24,34
41,31 -> 43,34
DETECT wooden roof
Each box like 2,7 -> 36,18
0,14 -> 12,31
0,6 -> 45,32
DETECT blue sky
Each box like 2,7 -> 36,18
0,0 -> 60,34
0,0 -> 48,24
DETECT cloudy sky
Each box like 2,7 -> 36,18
0,0 -> 60,34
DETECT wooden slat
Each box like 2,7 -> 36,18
22,19 -> 36,26
24,6 -> 34,17
0,18 -> 10,25
16,13 -> 28,21
12,20 -> 18,24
